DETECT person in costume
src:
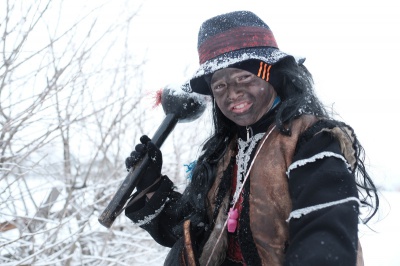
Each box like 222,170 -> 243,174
124,11 -> 379,266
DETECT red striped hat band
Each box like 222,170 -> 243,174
198,26 -> 278,64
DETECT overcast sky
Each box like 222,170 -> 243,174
125,0 -> 400,190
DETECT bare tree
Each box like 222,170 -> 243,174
0,0 -> 211,265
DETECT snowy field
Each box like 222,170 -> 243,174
359,190 -> 400,266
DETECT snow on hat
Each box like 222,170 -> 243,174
184,10 -> 292,95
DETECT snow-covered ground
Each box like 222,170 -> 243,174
359,190 -> 399,266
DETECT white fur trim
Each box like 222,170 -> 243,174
286,196 -> 362,222
286,151 -> 351,178
135,198 -> 169,226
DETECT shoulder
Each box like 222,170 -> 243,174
295,118 -> 357,171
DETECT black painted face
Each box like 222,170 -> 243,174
211,68 -> 277,126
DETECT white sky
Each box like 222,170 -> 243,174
128,0 -> 400,190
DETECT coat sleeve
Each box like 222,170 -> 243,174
125,175 -> 190,247
284,122 -> 361,266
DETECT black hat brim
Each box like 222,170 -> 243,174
185,47 -> 292,95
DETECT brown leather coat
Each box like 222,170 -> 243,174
197,115 -> 364,266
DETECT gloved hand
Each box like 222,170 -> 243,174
125,135 -> 162,192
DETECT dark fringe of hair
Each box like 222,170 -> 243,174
345,123 -> 379,223
272,57 -> 328,135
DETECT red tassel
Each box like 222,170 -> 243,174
152,88 -> 163,108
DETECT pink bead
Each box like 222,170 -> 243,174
227,208 -> 238,233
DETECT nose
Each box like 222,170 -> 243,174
227,84 -> 244,101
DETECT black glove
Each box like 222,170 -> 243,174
125,135 -> 162,192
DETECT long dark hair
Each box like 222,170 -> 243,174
177,56 -> 378,237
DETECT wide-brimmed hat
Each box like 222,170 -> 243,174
183,11 -> 292,95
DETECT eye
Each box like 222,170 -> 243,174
212,82 -> 226,92
237,74 -> 253,82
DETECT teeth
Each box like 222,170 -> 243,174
234,103 -> 246,109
